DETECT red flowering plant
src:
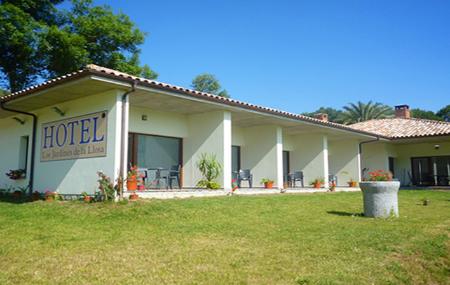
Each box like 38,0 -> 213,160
367,170 -> 393,181
127,165 -> 138,180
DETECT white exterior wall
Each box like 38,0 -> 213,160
0,90 -> 122,194
128,108 -> 232,189
184,111 -> 231,189
394,140 -> 450,185
328,139 -> 360,185
360,142 -> 391,174
34,91 -> 120,194
240,125 -> 283,188
232,125 -> 245,146
0,115 -> 33,189
129,107 -> 189,138
288,134 -> 328,186
361,140 -> 449,185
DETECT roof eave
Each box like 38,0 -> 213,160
2,66 -> 384,139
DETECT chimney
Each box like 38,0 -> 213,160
395,105 -> 411,119
314,113 -> 328,122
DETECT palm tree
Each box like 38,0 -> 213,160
341,101 -> 393,124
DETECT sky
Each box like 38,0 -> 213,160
92,0 -> 449,113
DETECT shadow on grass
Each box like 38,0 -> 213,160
327,210 -> 364,217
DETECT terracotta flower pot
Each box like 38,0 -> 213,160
129,193 -> 139,201
83,196 -> 93,203
348,181 -> 358,187
127,176 -> 137,191
264,182 -> 274,189
313,183 -> 321,189
45,196 -> 54,202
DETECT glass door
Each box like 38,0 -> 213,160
435,156 -> 450,186
232,146 -> 241,180
128,133 -> 182,188
283,151 -> 290,184
411,156 -> 450,186
411,157 -> 433,186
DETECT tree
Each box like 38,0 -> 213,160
341,101 -> 393,124
2,0 -> 64,24
302,107 -> 345,123
436,105 -> 450,121
410,108 -> 442,121
0,0 -> 157,91
191,73 -> 229,97
0,3 -> 44,91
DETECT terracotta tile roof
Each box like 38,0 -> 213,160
0,64 -> 382,138
349,118 -> 450,139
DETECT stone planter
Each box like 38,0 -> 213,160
360,181 -> 400,218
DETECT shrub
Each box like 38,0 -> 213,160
96,171 -> 117,201
196,153 -> 222,189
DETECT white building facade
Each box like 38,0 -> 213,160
1,65 -> 448,195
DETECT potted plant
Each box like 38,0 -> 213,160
310,178 -> 324,189
260,178 -> 274,189
6,169 -> 25,180
329,181 -> 336,192
81,192 -> 93,203
360,170 -> 399,218
129,192 -> 139,201
137,172 -> 146,191
44,191 -> 60,202
347,178 -> 358,187
127,165 -> 138,191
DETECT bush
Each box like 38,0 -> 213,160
196,153 -> 222,189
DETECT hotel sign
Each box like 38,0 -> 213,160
41,111 -> 107,161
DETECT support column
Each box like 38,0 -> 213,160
114,91 -> 129,187
114,93 -> 123,182
323,135 -> 329,188
276,127 -> 284,189
223,111 -> 232,191
357,143 -> 362,182
122,97 -> 130,181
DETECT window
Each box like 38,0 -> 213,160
19,136 -> 29,172
128,133 -> 182,170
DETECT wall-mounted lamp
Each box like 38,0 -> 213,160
52,106 -> 66,117
141,114 -> 148,121
12,117 -> 25,125
434,144 -> 440,150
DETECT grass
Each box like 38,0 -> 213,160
0,190 -> 449,284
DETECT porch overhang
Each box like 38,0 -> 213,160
0,65 -> 384,141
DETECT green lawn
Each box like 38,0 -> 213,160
0,191 -> 449,284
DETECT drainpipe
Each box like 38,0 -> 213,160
0,101 -> 37,195
119,81 -> 138,197
358,136 -> 380,179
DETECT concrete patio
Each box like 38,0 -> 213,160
124,187 -> 361,199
